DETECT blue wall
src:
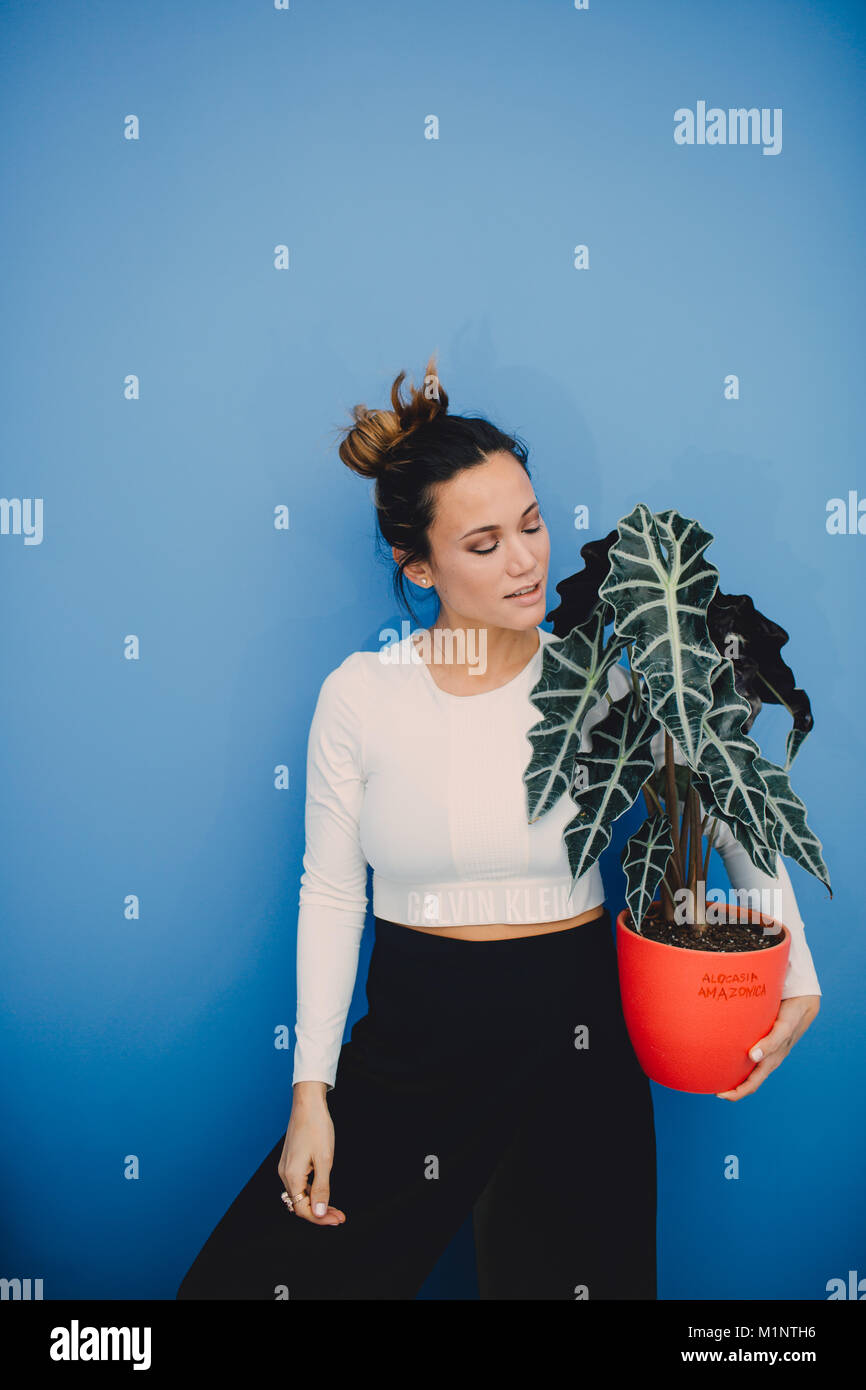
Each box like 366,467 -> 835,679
1,0 -> 862,1301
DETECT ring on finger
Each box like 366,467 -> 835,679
281,1189 -> 311,1213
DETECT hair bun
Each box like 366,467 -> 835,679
338,351 -> 449,480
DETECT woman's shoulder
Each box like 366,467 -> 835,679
316,633 -> 414,696
311,647 -> 371,722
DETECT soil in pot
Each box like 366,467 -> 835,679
627,900 -> 785,954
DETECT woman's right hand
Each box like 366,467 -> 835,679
278,1082 -> 346,1226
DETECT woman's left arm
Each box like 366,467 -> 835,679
705,813 -> 822,1100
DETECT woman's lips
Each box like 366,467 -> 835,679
504,579 -> 542,605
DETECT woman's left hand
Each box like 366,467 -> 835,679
715,995 -> 821,1101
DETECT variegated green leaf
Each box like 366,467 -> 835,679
562,687 -> 659,882
693,657 -> 779,858
620,813 -> 675,933
784,726 -> 810,770
598,502 -> 721,764
524,609 -> 627,821
689,769 -> 779,877
752,754 -> 832,893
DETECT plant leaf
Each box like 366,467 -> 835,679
620,812 -> 676,932
562,686 -> 659,882
598,502 -> 721,765
752,754 -> 832,894
692,658 -> 781,870
689,770 -> 779,876
707,588 -> 814,751
784,726 -> 810,770
524,609 -> 627,822
545,530 -> 618,635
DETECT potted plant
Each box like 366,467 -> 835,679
522,501 -> 831,1094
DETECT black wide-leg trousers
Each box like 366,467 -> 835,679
176,908 -> 657,1300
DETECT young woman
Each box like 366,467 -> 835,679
176,356 -> 821,1301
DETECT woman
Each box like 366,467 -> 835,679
176,355 -> 821,1301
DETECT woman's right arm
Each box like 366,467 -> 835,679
281,654 -> 369,1226
280,1080 -> 343,1225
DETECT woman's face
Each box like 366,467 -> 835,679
398,450 -> 550,632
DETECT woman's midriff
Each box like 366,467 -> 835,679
398,903 -> 606,940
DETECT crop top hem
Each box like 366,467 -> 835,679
372,872 -> 606,928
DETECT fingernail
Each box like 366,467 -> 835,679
750,1047 -> 763,1061
314,1202 -> 326,1216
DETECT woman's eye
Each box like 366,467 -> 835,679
472,523 -> 543,557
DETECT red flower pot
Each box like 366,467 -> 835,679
615,903 -> 791,1094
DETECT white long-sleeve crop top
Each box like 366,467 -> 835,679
293,626 -> 822,1089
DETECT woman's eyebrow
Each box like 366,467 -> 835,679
458,499 -> 539,541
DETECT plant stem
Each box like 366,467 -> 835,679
660,874 -> 676,919
664,734 -> 686,888
689,788 -> 707,933
678,804 -> 689,880
702,816 -> 718,886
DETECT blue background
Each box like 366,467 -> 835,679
1,0 -> 862,1300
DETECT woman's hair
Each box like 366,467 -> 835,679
335,352 -> 530,622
